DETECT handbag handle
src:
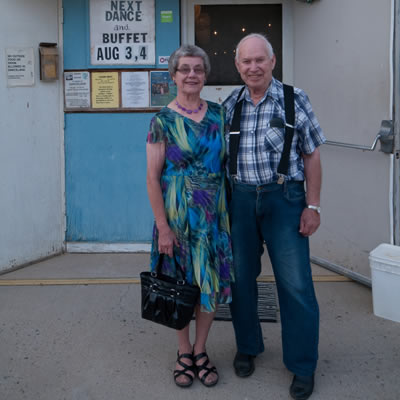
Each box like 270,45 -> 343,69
153,253 -> 186,283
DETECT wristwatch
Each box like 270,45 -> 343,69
307,205 -> 321,214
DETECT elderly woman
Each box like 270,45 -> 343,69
146,44 -> 234,388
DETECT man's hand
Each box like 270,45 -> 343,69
299,208 -> 320,237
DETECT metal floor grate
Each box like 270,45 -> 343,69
215,282 -> 277,323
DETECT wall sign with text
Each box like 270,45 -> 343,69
90,0 -> 155,65
6,48 -> 35,87
63,69 -> 174,112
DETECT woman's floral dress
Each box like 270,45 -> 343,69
147,101 -> 234,312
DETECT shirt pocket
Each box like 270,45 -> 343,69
264,127 -> 285,153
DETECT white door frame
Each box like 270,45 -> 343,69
181,0 -> 294,103
393,0 -> 400,245
59,0 -> 66,250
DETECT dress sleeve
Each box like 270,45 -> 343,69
146,116 -> 165,144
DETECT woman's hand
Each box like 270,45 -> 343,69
158,224 -> 179,258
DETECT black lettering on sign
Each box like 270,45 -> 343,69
139,46 -> 147,60
97,47 -> 120,61
110,1 -> 136,11
114,24 -> 129,31
105,1 -> 144,21
97,48 -> 104,61
112,47 -> 119,60
102,33 -> 147,44
125,47 -> 132,60
105,11 -> 136,21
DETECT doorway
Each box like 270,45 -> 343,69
181,0 -> 293,103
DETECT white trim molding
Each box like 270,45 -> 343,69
66,242 -> 151,253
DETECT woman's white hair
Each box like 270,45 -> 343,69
168,44 -> 211,78
235,33 -> 274,61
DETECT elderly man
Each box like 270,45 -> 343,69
223,33 -> 325,400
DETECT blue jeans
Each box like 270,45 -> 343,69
229,181 -> 319,376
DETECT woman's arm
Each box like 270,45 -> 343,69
146,142 -> 178,257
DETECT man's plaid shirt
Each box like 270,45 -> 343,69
223,78 -> 326,185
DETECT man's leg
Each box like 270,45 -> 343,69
260,182 -> 319,376
229,184 -> 265,357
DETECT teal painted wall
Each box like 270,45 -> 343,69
63,0 -> 180,241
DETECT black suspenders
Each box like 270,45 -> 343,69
277,84 -> 295,183
228,86 -> 246,177
228,84 -> 295,184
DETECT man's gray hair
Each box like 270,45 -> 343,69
168,44 -> 211,78
235,34 -> 274,61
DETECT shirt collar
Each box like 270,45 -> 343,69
266,78 -> 282,102
242,77 -> 281,105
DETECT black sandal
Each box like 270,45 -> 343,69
193,351 -> 219,387
173,352 -> 195,388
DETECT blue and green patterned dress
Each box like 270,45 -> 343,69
146,101 -> 234,312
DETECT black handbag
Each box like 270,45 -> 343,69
140,255 -> 200,330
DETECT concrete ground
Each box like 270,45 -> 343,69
0,253 -> 399,400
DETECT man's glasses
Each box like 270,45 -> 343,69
176,66 -> 205,75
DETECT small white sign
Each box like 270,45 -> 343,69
121,71 -> 149,108
64,71 -> 91,108
6,47 -> 34,87
158,56 -> 170,65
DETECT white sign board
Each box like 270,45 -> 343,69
121,71 -> 149,108
90,0 -> 155,65
6,48 -> 35,87
158,56 -> 169,65
64,71 -> 91,108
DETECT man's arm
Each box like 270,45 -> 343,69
299,147 -> 322,237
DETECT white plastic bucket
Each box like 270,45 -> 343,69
369,243 -> 400,323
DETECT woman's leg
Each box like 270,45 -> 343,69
193,305 -> 218,385
177,323 -> 192,354
175,324 -> 194,386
